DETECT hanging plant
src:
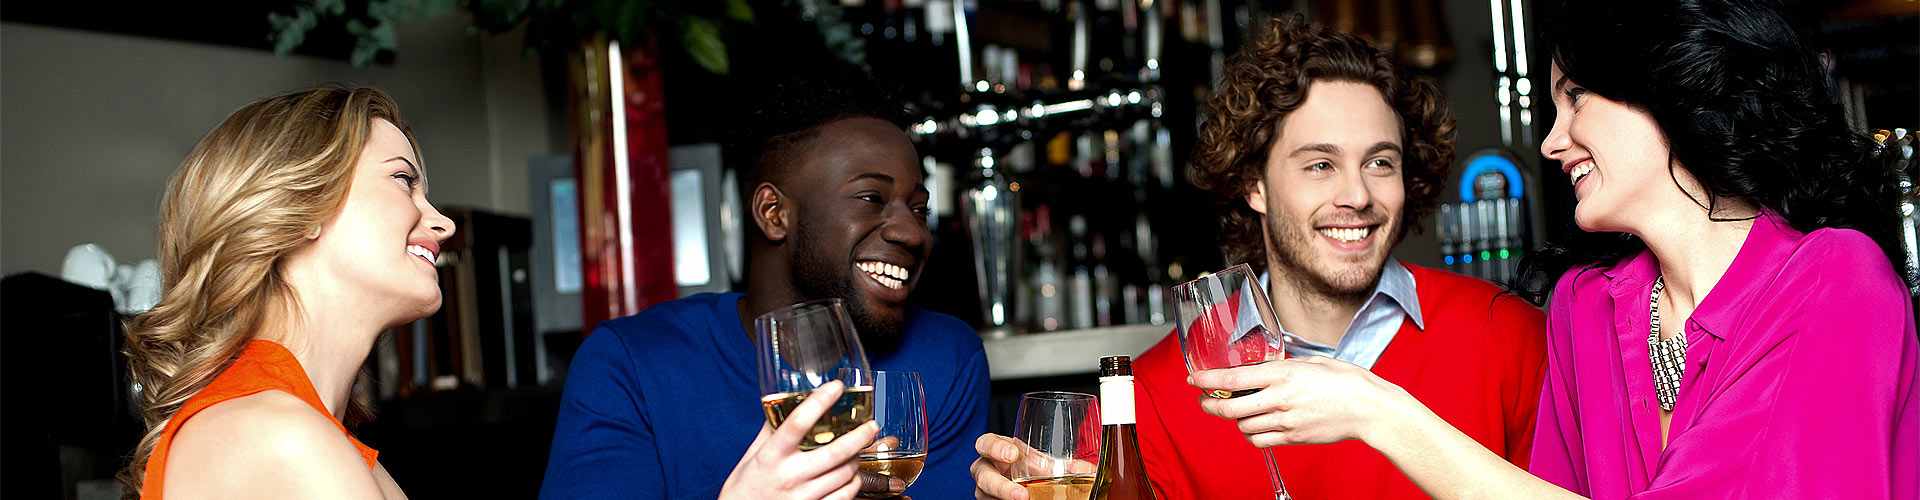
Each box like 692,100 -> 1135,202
269,0 -> 754,74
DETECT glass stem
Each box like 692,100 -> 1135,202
1261,448 -> 1292,500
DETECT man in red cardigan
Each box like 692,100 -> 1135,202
969,15 -> 1546,500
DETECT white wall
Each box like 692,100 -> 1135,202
1,18 -> 556,277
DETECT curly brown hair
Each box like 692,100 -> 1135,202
1189,15 -> 1456,271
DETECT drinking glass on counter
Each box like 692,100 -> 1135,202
755,299 -> 875,450
1011,391 -> 1102,500
1171,264 -> 1294,500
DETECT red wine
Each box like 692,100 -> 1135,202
1203,388 -> 1259,399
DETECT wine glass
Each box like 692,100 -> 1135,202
755,299 -> 875,450
1011,391 -> 1102,500
1170,263 -> 1293,500
859,370 -> 930,496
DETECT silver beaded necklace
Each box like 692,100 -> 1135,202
1648,276 -> 1687,412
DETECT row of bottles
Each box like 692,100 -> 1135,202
996,117 -> 1176,335
840,0 -> 1227,336
1439,150 -> 1534,284
839,0 -> 1211,100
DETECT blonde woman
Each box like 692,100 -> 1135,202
119,86 -> 452,499
121,86 -> 880,499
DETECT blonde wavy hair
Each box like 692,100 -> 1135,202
118,86 -> 411,495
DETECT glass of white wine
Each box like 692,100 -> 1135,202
1171,263 -> 1292,500
1011,391 -> 1102,500
859,370 -> 929,497
755,299 -> 875,450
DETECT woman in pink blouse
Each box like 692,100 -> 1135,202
1184,0 -> 1919,498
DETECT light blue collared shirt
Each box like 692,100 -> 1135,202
1232,259 -> 1424,369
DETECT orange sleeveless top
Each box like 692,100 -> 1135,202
141,340 -> 379,499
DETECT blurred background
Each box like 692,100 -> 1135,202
2,1 -> 1914,498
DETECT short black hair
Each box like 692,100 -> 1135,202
725,58 -> 908,193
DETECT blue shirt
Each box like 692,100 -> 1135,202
1234,259 -> 1425,369
540,293 -> 990,500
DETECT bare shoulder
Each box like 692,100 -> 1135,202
165,390 -> 387,499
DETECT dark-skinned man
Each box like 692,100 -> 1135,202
540,63 -> 989,500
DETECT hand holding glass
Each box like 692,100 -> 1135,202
756,299 -> 875,450
1011,391 -> 1102,500
1171,264 -> 1293,500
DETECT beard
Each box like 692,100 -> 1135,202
1262,203 -> 1391,302
789,218 -> 907,354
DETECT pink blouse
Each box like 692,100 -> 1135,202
1528,211 -> 1919,499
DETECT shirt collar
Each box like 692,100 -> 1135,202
1691,210 -> 1800,339
1231,259 -> 1425,353
1600,210 -> 1799,340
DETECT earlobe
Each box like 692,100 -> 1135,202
1245,180 -> 1270,215
750,184 -> 789,242
305,225 -> 323,240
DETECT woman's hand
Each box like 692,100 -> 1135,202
720,381 -> 881,500
1188,356 -> 1415,448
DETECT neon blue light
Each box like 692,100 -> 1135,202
1458,152 -> 1527,202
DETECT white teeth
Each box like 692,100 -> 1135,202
858,261 -> 910,288
406,245 -> 435,263
1570,163 -> 1595,185
1318,227 -> 1371,243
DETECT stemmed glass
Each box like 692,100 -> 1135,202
1170,263 -> 1293,500
755,299 -> 875,450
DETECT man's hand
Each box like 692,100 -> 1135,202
969,434 -> 1096,500
719,381 -> 881,500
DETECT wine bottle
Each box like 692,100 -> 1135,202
1092,356 -> 1155,500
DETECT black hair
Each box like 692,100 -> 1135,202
1518,0 -> 1911,301
724,57 -> 907,199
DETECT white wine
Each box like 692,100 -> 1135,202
1019,474 -> 1096,500
858,451 -> 927,487
1093,356 -> 1155,500
761,386 -> 874,450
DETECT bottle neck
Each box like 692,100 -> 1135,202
1098,375 -> 1135,425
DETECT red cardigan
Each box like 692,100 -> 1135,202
1133,263 -> 1547,499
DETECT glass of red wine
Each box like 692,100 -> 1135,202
1170,263 -> 1293,500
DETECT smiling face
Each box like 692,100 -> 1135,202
1541,63 -> 1683,234
1246,81 -> 1406,296
768,117 -> 931,350
293,118 -> 457,325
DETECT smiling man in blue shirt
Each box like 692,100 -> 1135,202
540,63 -> 989,500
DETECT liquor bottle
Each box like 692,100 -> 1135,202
1028,205 -> 1066,332
1069,215 -> 1095,330
1091,235 -> 1115,327
1091,355 -> 1155,500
